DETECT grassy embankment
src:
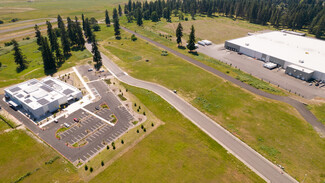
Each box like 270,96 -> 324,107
95,25 -> 325,183
309,103 -> 325,126
0,38 -> 92,89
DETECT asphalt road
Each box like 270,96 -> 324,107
85,41 -> 298,182
0,18 -> 56,34
122,27 -> 325,137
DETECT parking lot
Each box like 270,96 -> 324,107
0,65 -> 136,164
197,44 -> 325,99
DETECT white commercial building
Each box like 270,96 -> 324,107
225,31 -> 325,81
4,77 -> 82,119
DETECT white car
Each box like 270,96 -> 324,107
64,123 -> 70,128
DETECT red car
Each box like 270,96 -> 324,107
73,118 -> 80,122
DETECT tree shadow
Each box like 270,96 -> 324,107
188,51 -> 199,56
16,67 -> 26,73
178,45 -> 186,50
44,68 -> 57,76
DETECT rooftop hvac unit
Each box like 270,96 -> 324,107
245,43 -> 249,46
299,60 -> 304,63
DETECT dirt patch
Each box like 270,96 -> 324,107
0,7 -> 36,13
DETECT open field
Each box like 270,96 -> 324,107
0,129 -> 81,182
95,24 -> 325,183
310,103 -> 325,125
0,0 -> 126,23
0,38 -> 92,89
89,83 -> 263,183
121,17 -> 287,96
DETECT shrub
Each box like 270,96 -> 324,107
93,24 -> 101,31
143,128 -> 146,132
4,41 -> 14,47
0,20 -> 3,24
101,161 -> 104,166
131,34 -> 137,41
143,112 -> 146,116
134,103 -> 137,107
85,165 -> 88,171
106,145 -> 109,150
121,139 -> 124,144
161,50 -> 168,56
26,36 -> 30,40
137,129 -> 139,133
151,123 -> 154,127
185,17 -> 188,21
0,62 -> 2,68
90,167 -> 93,172
10,18 -> 19,22
141,125 -> 144,129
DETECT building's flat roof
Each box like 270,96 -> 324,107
4,77 -> 81,110
287,64 -> 314,74
5,79 -> 65,110
227,31 -> 325,73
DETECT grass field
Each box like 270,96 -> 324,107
0,0 -> 126,23
120,17 -> 286,96
95,25 -> 325,183
89,83 -> 263,183
0,38 -> 92,89
309,103 -> 325,125
0,129 -> 81,182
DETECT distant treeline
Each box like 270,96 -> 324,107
122,0 -> 325,38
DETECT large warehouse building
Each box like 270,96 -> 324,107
4,77 -> 82,120
225,31 -> 325,81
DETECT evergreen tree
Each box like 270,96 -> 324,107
75,17 -> 85,49
91,37 -> 102,71
12,40 -> 28,70
118,5 -> 123,16
55,44 -> 64,63
84,18 -> 93,42
176,23 -> 183,46
82,14 -> 85,30
136,8 -> 143,26
47,21 -> 59,52
67,17 -> 77,45
187,25 -> 196,51
113,8 -> 121,39
57,15 -> 71,56
105,10 -> 111,26
151,11 -> 159,22
34,25 -> 42,46
40,37 -> 56,71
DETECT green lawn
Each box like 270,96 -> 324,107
90,84 -> 263,183
0,0 -> 126,23
0,129 -> 81,182
309,103 -> 325,125
0,38 -> 92,88
121,17 -> 286,96
0,118 -> 10,132
95,25 -> 325,183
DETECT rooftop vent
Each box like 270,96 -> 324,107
299,60 -> 304,63
245,43 -> 249,46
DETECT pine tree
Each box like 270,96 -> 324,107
105,10 -> 111,26
82,14 -> 85,30
75,16 -> 85,49
67,17 -> 77,45
136,8 -> 143,26
113,8 -> 121,39
41,37 -> 56,71
47,21 -> 59,52
118,5 -> 123,16
12,39 -> 28,70
55,44 -> 64,63
187,25 -> 196,51
151,11 -> 159,22
34,25 -> 42,46
84,18 -> 93,42
91,37 -> 102,71
176,23 -> 183,46
57,15 -> 71,56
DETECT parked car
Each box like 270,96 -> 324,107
73,118 -> 79,122
173,90 -> 177,94
88,68 -> 93,72
95,106 -> 100,110
64,123 -> 70,128
54,119 -> 58,123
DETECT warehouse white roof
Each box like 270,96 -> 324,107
4,77 -> 81,110
4,79 -> 65,110
227,31 -> 325,73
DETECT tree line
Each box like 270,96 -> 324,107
122,0 -> 325,38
